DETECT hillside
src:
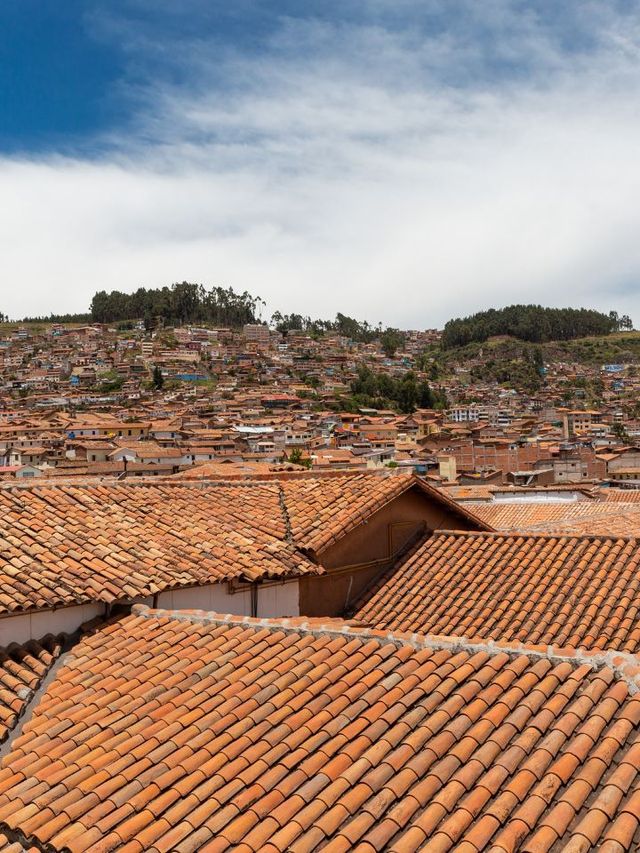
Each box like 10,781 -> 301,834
441,304 -> 630,348
423,331 -> 640,398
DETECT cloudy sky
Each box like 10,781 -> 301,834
2,0 -> 640,326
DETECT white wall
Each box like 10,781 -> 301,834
157,580 -> 299,617
0,603 -> 104,647
0,580 -> 300,647
157,583 -> 251,614
257,581 -> 299,617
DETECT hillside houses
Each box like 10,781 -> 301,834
2,320 -> 640,486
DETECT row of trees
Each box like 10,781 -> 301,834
271,312 -> 408,355
270,311 -> 381,342
349,367 -> 447,414
90,283 -> 263,327
18,311 -> 92,323
442,305 -> 631,349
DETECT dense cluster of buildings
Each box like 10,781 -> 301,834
2,322 -> 640,488
0,321 -> 640,850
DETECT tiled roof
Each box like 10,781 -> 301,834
353,531 -> 640,652
468,501 -> 635,531
524,510 -> 640,537
282,473 -> 488,553
0,835 -> 36,853
598,489 -> 640,502
438,485 -> 499,501
1,608 -> 640,851
0,483 -> 316,614
0,474 -> 485,615
0,638 -> 62,743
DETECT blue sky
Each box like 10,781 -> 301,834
2,1 -> 640,324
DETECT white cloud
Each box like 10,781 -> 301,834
4,1 -> 640,326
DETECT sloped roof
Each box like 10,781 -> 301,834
0,608 -> 639,851
0,473 -> 482,615
0,483 -> 317,614
598,488 -> 640,502
523,510 -> 640,537
281,473 -> 489,553
468,500 -> 638,531
0,637 -> 62,743
353,531 -> 640,653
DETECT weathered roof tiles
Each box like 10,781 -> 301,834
0,482 -> 313,614
467,499 -> 640,533
353,530 -> 640,654
0,473 -> 487,615
0,608 -> 639,851
0,637 -> 61,743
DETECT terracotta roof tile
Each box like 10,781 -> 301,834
281,474 -> 488,553
468,500 -> 640,534
353,531 -> 640,654
0,835 -> 38,853
0,609 -> 639,851
0,482 -> 311,613
0,474 -> 485,614
0,637 -> 62,743
522,510 -> 640,537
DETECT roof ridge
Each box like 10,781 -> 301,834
0,479 -> 282,491
277,483 -> 294,544
131,605 -> 640,694
0,472 -> 404,492
430,528 -> 640,543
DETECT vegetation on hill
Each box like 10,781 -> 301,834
271,311 -> 385,343
89,283 -> 263,327
419,330 -> 640,401
21,285 -> 392,341
431,331 -> 640,371
341,367 -> 448,414
20,312 -> 91,324
441,305 -> 631,349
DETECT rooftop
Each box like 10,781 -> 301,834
0,473 -> 482,615
353,530 -> 640,653
468,500 -> 640,533
0,607 -> 639,852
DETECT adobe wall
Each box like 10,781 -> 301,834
298,486 -> 474,617
0,603 -> 104,647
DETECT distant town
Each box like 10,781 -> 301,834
0,288 -> 638,492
